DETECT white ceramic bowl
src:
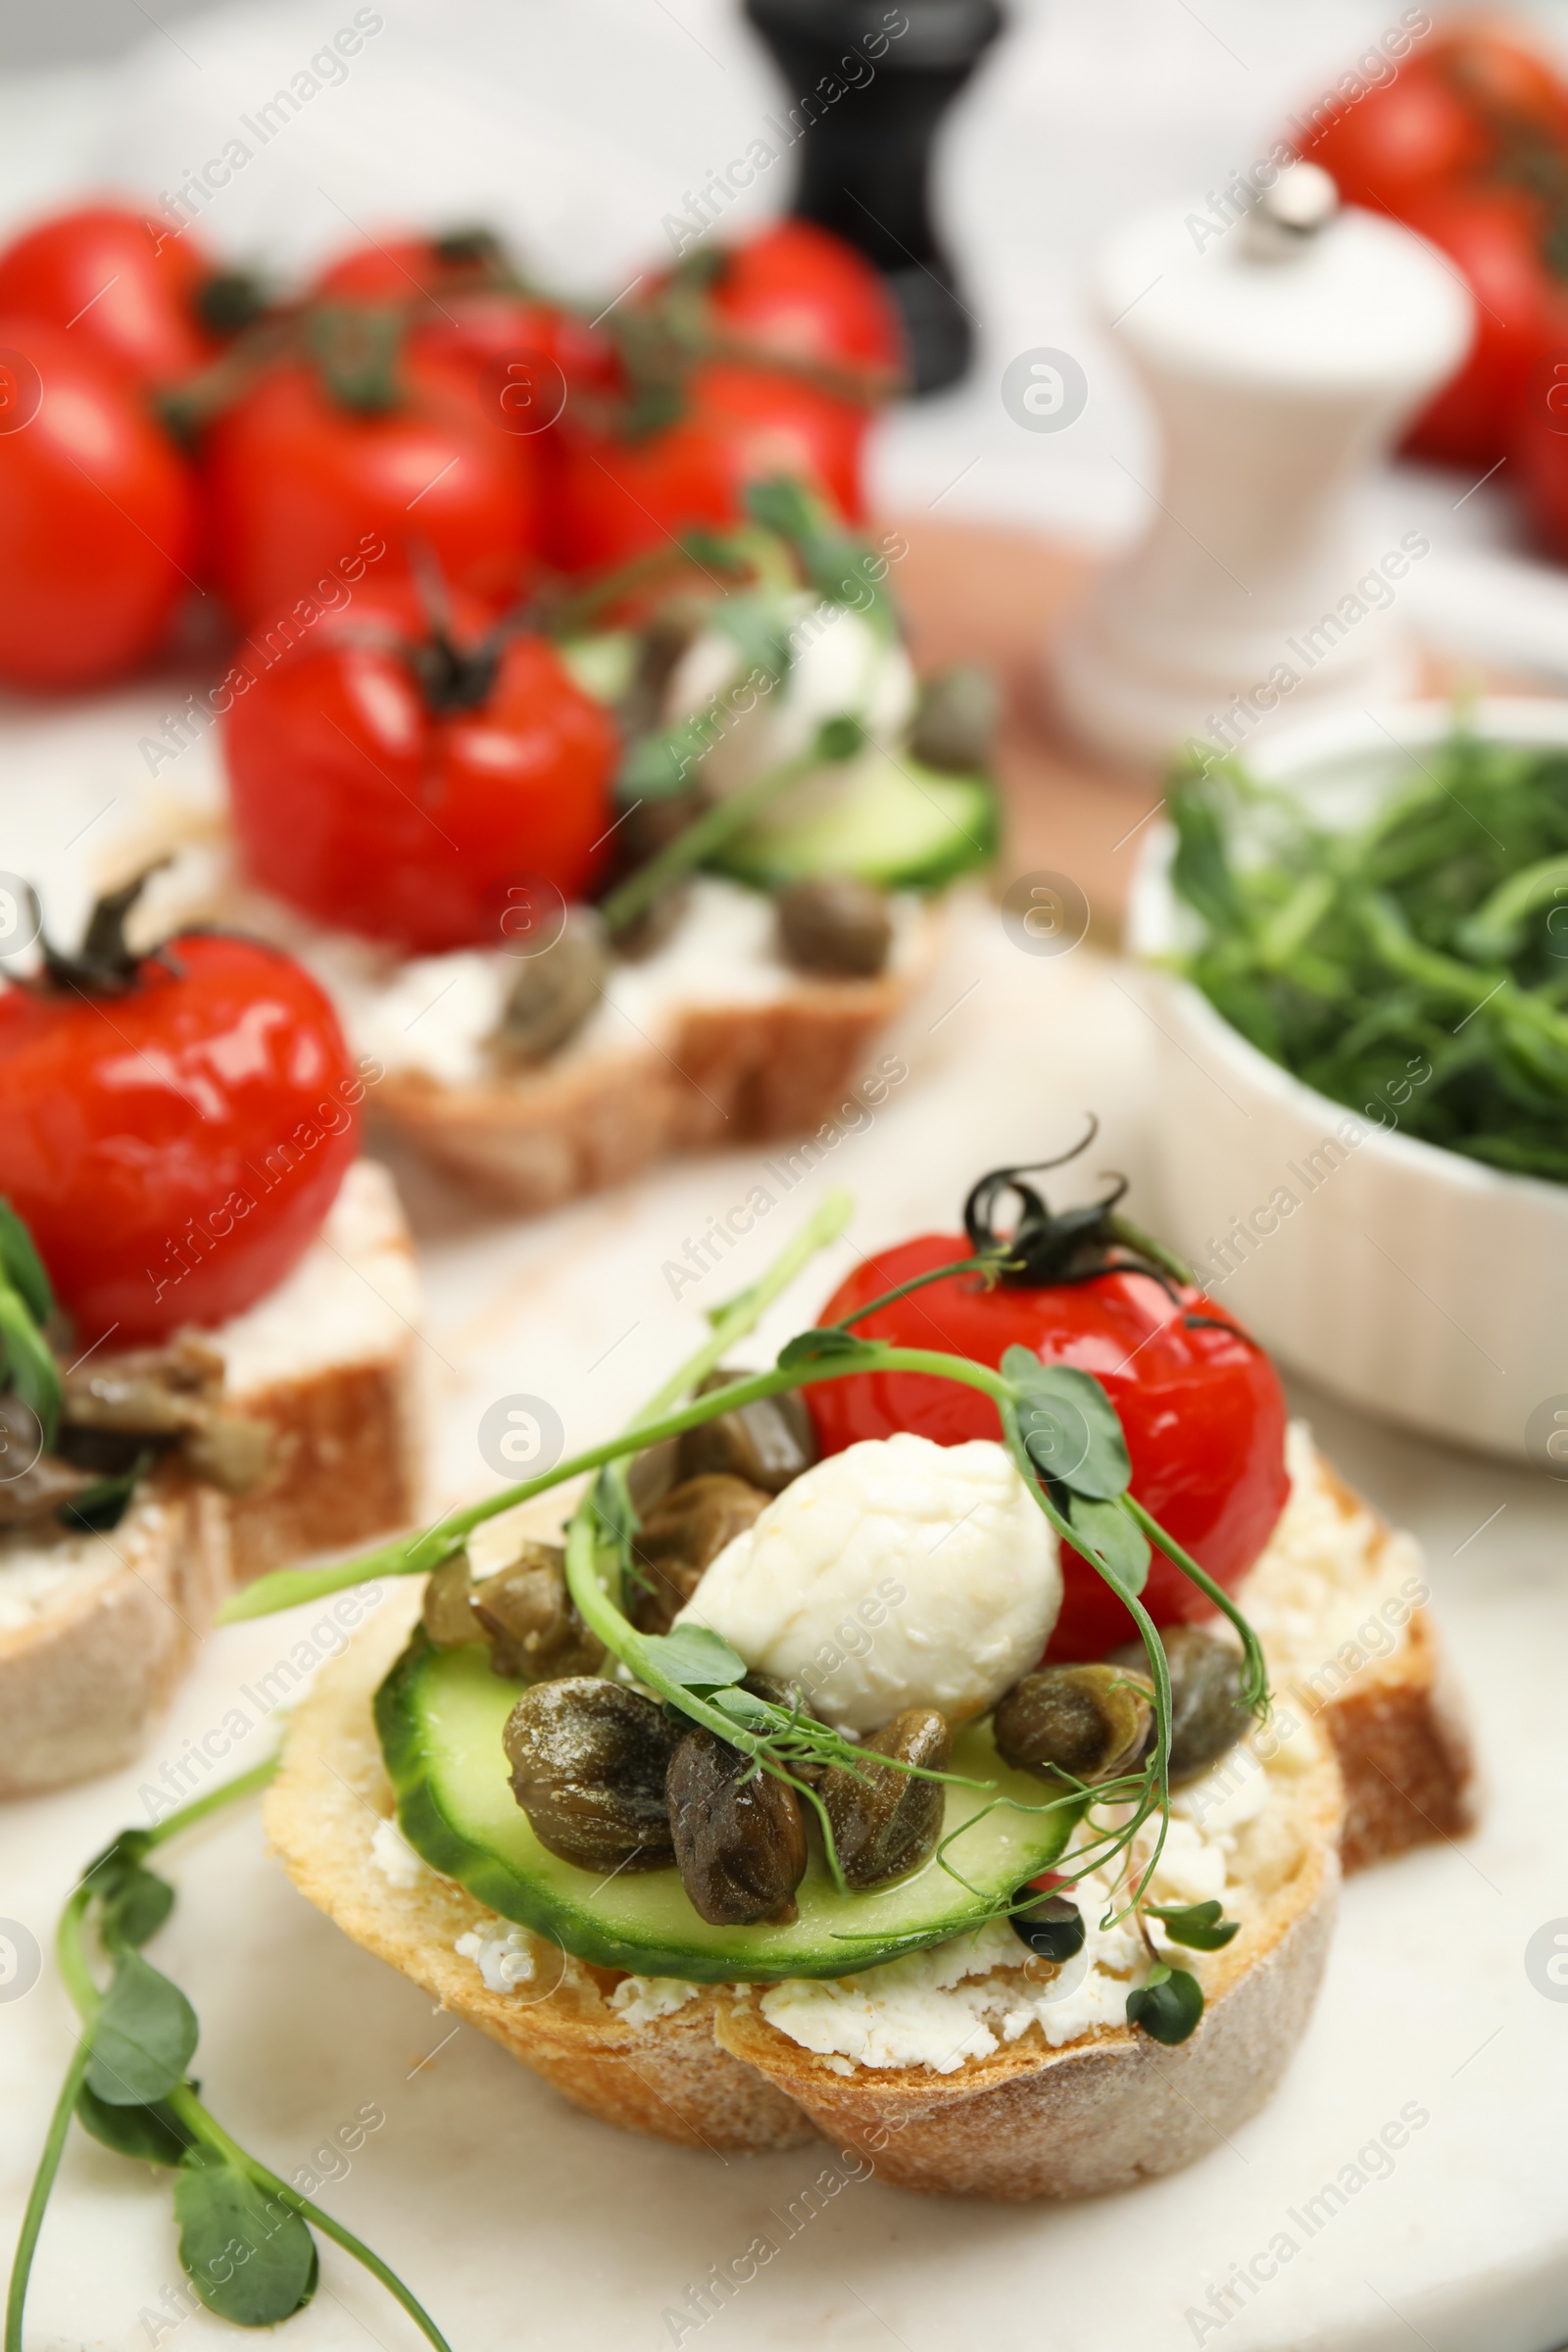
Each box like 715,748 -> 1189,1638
1127,698 -> 1568,1462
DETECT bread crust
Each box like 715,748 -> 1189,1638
265,1589 -> 1343,2195
0,1468 -> 229,1797
1262,1458 -> 1476,1875
0,1162 -> 423,1795
373,967 -> 922,1214
219,1158 -> 424,1581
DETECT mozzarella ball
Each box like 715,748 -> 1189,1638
674,1433 -> 1060,1733
665,595 -> 915,800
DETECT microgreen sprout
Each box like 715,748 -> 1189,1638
7,1760 -> 451,2352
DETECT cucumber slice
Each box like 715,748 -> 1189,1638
377,1640 -> 1078,1984
707,753 -> 998,896
556,629 -> 637,706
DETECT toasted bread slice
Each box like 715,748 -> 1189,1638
0,1467 -> 229,1798
110,832 -> 947,1216
1238,1432 -> 1475,1873
0,1161 -> 422,1797
267,1587 -> 1339,2190
212,1159 -> 424,1582
264,1438 -> 1467,2195
374,968 -> 924,1213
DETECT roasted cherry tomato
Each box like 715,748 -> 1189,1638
0,935 -> 360,1344
0,204 -> 221,387
0,319 -> 198,691
552,362 -> 868,572
1298,52 -> 1491,211
694,220 -> 904,377
201,332 -> 538,628
808,1234 -> 1289,1661
1399,184 -> 1568,467
1507,332 -> 1568,552
222,586 -> 617,953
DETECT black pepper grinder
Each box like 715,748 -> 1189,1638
743,0 -> 1004,395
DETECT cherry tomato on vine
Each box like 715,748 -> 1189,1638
551,361 -> 868,571
0,319 -> 198,691
313,233 -> 615,395
1298,53 -> 1491,211
1399,183 -> 1568,467
808,1234 -> 1289,1661
0,204 -> 222,388
0,935 -> 360,1344
222,584 -> 617,953
694,220 -> 904,377
201,332 -> 538,627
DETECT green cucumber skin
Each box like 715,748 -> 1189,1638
375,1639 -> 1077,1984
708,761 -> 1000,896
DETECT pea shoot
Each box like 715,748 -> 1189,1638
1168,728 -> 1568,1181
7,1761 -> 450,2352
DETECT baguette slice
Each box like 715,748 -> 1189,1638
375,965 -> 925,1214
0,1160 -> 422,1796
108,830 -> 948,1216
0,1467 -> 228,1798
210,1159 -> 424,1583
1236,1434 -> 1475,1874
264,1439 -> 1471,2196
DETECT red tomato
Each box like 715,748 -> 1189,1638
0,319 -> 198,691
1429,25 -> 1568,142
0,204 -> 220,388
807,1237 -> 1290,1661
311,233 -> 616,401
1508,339 -> 1568,552
312,234 -> 459,302
552,362 -> 868,571
699,220 -> 904,376
0,937 -> 359,1344
222,596 -> 617,952
1399,183 -> 1568,466
1298,54 -> 1490,211
202,339 -> 538,627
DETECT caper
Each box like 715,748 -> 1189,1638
742,1673 -> 824,1786
993,1664 -> 1153,1786
666,1727 -> 807,1925
182,1413 -> 273,1494
677,1370 -> 816,1493
776,877 -> 893,980
493,915 -> 608,1064
1108,1626 -> 1249,1783
819,1708 -> 951,1889
0,1395 -> 95,1528
471,1542 -> 606,1682
503,1679 -> 678,1873
1009,1889 -> 1085,1962
908,663 -> 1000,774
610,885 -> 689,962
625,1433 -> 680,1518
421,1553 -> 484,1648
631,1473 -> 769,1635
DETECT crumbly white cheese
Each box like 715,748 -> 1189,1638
0,1485 -> 171,1635
369,1816 -> 428,1890
664,596 -> 916,799
674,1434 -> 1061,1732
1240,1422 -> 1423,1677
757,1731 -> 1300,2075
607,1975 -> 703,2026
454,1920 -> 538,1993
209,1158 -> 419,1396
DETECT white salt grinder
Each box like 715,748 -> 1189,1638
1050,164 -> 1475,769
